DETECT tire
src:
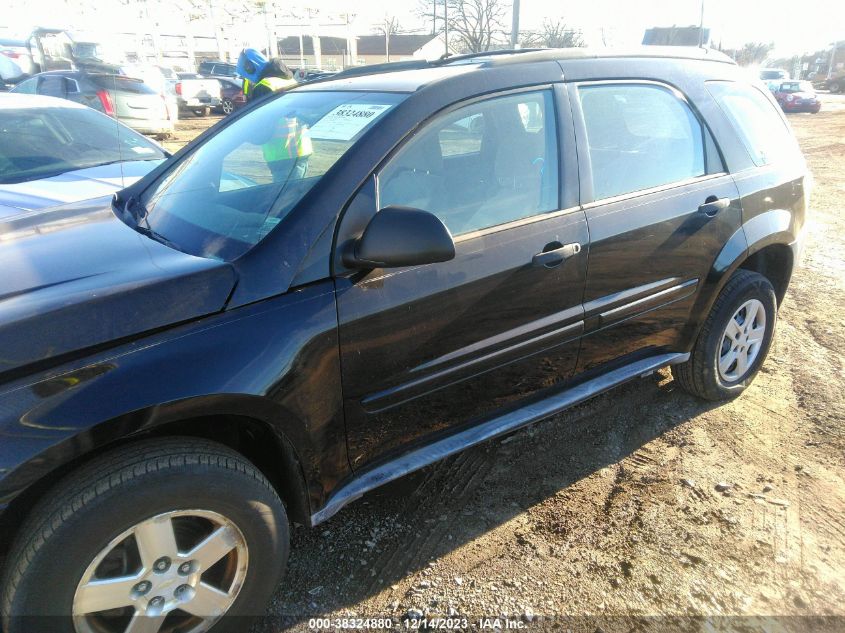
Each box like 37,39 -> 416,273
829,81 -> 841,93
193,107 -> 210,117
1,438 -> 289,633
221,99 -> 234,115
673,270 -> 777,401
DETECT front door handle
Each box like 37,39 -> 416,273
698,196 -> 730,217
532,242 -> 581,268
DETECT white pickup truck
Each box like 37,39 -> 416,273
175,72 -> 222,116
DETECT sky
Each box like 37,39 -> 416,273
311,0 -> 845,57
2,0 -> 843,58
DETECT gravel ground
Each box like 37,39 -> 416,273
161,96 -> 845,632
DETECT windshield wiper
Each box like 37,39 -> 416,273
119,194 -> 180,251
133,223 -> 182,251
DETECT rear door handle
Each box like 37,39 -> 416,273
698,196 -> 730,217
532,242 -> 581,268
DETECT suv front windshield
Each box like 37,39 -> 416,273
137,90 -> 405,260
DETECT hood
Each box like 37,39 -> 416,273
0,160 -> 164,219
0,197 -> 237,378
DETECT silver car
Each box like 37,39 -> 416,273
0,39 -> 36,83
0,93 -> 168,219
11,70 -> 175,138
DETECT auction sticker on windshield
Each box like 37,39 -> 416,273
310,103 -> 393,141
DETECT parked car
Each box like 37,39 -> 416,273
759,67 -> 788,82
773,80 -> 821,113
10,70 -> 174,138
0,39 -> 36,83
0,93 -> 167,218
0,48 -> 808,629
215,76 -> 246,114
175,72 -> 222,116
120,64 -> 179,123
198,60 -> 237,78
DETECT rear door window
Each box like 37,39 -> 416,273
706,81 -> 800,167
577,83 -> 712,200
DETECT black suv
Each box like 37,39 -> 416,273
0,48 -> 807,630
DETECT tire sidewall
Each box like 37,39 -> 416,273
6,458 -> 288,631
704,275 -> 777,397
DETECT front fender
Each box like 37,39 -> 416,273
0,281 -> 347,516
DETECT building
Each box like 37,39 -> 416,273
642,26 -> 711,47
356,34 -> 446,65
277,32 -> 450,70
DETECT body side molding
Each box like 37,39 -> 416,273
311,351 -> 689,525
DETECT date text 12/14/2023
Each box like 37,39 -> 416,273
308,617 -> 529,629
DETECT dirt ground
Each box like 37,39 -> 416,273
165,97 -> 845,632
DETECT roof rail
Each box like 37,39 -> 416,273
330,60 -> 432,80
432,48 -> 545,65
325,48 -> 545,81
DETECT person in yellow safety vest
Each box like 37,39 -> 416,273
243,74 -> 298,102
236,48 -> 298,103
263,115 -> 314,182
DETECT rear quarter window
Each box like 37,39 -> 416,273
706,81 -> 801,168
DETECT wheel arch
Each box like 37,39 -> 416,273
738,242 -> 794,306
0,399 -> 314,561
681,215 -> 797,349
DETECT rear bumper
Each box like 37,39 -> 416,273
122,118 -> 175,136
178,98 -> 222,108
791,225 -> 807,266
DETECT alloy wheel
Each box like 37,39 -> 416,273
222,100 -> 234,115
72,510 -> 248,633
718,298 -> 767,382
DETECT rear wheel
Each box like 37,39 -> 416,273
673,270 -> 777,401
1,438 -> 289,633
830,81 -> 842,93
192,107 -> 210,117
221,99 -> 234,115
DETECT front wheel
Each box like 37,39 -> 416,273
829,81 -> 842,93
193,107 -> 211,117
1,438 -> 289,633
673,270 -> 777,401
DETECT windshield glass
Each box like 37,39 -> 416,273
0,106 -> 166,185
137,90 -> 405,260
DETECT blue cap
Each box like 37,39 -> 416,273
236,48 -> 268,84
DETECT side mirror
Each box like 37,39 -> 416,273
344,205 -> 455,269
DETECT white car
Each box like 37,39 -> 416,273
0,38 -> 36,83
0,93 -> 168,219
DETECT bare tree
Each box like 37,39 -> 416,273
723,42 -> 774,67
417,0 -> 508,53
522,18 -> 584,49
374,15 -> 402,61
447,0 -> 508,53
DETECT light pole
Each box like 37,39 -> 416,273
698,0 -> 705,47
444,0 -> 449,57
510,0 -> 520,49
